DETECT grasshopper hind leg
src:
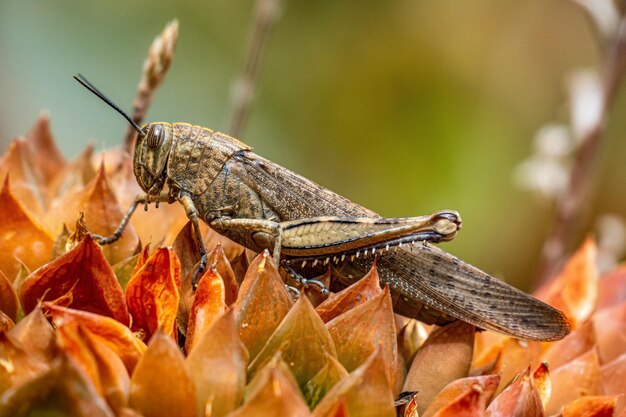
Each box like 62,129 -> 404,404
283,265 -> 330,295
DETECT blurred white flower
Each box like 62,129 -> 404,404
596,214 -> 626,273
574,0 -> 620,38
568,69 -> 604,142
533,124 -> 574,157
513,155 -> 571,201
514,124 -> 575,200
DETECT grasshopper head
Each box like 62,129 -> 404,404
133,122 -> 174,195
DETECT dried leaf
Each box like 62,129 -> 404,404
313,348 -> 395,417
187,310 -> 247,417
229,365 -> 312,417
0,177 -> 53,282
18,235 -> 130,325
0,271 -> 18,322
9,306 -> 56,362
234,250 -> 293,359
486,366 -> 545,417
129,330 -> 196,417
125,247 -> 181,340
316,261 -> 382,323
249,296 -> 338,394
184,266 -> 226,353
403,320 -> 475,415
46,304 -> 146,372
546,348 -> 600,415
423,374 -> 500,417
326,286 -> 397,387
536,237 -> 598,328
561,396 -> 617,417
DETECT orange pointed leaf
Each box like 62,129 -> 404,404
19,235 -> 130,325
125,247 -> 181,340
129,330 -> 196,417
0,178 -> 53,281
536,237 -> 598,328
0,138 -> 50,214
562,396 -> 617,417
228,365 -> 312,417
593,301 -> 626,364
46,163 -> 140,265
424,374 -> 500,417
0,351 -> 114,417
24,112 -> 67,187
316,261 -> 382,323
546,348 -> 600,415
187,310 -> 247,417
326,286 -> 397,387
46,304 -> 146,372
304,354 -> 349,409
486,366 -> 545,417
432,385 -> 487,417
249,296 -> 338,394
313,348 -> 395,417
403,320 -> 475,415
234,250 -> 293,359
9,306 -> 56,362
492,338 -> 541,395
600,352 -> 626,397
184,266 -> 226,353
0,271 -> 18,321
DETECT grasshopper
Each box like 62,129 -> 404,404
74,74 -> 570,342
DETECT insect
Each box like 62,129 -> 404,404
74,74 -> 570,342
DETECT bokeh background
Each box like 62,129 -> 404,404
1,0 -> 625,290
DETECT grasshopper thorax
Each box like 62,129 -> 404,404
133,122 -> 174,195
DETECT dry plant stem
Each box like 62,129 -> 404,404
226,0 -> 282,137
536,20 -> 626,285
121,20 -> 179,166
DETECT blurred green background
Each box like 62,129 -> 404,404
1,1 -> 625,290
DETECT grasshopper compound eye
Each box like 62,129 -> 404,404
147,124 -> 165,149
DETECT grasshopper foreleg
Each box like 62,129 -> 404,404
178,193 -> 209,289
91,192 -> 171,244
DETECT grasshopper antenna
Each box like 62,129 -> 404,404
73,74 -> 144,135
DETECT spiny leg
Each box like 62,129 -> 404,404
283,265 -> 330,295
91,192 -> 170,244
178,192 -> 208,289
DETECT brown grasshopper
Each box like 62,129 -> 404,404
74,74 -> 570,341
